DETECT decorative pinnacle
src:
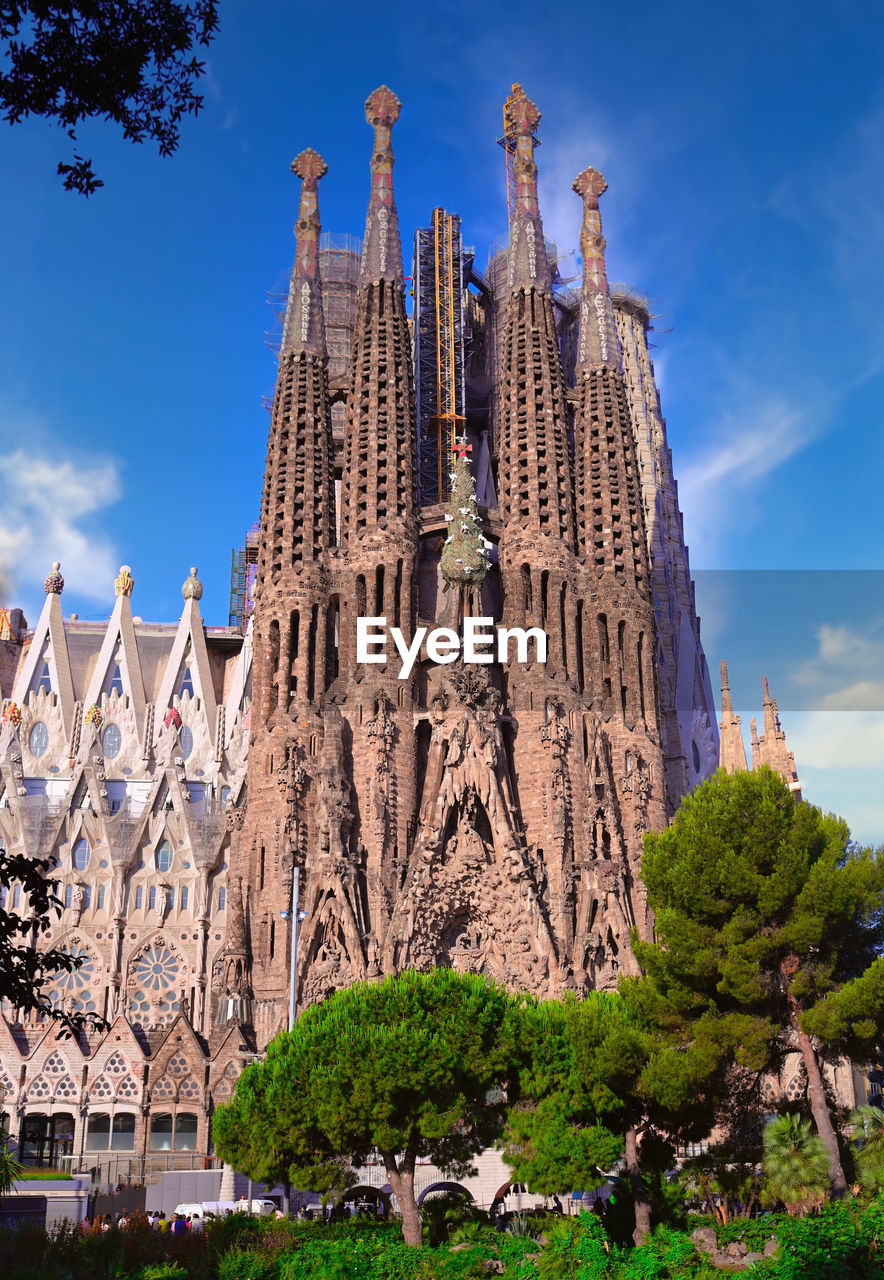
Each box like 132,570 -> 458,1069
281,147 -> 328,358
44,561 -> 64,595
360,86 -> 404,286
573,165 -> 622,373
182,567 -> 203,601
365,85 -> 401,127
114,565 -> 134,598
506,89 -> 550,293
291,146 -> 327,187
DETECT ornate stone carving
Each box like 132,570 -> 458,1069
114,565 -> 134,598
182,567 -> 203,601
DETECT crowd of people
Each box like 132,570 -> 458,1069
79,1208 -> 236,1233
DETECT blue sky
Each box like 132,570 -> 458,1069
0,0 -> 881,840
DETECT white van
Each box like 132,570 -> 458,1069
173,1198 -> 276,1219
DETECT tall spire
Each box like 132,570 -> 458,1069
361,86 -> 404,285
506,92 -> 551,293
718,659 -> 748,772
340,85 -> 416,547
281,148 -> 328,357
759,676 -> 802,794
573,167 -> 622,373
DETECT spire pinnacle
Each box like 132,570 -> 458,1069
281,147 -> 328,357
360,86 -> 404,285
506,91 -> 551,292
718,659 -> 747,772
573,165 -> 622,372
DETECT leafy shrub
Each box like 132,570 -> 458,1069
218,1248 -> 278,1280
137,1266 -> 190,1280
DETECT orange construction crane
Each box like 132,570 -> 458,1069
431,207 -> 465,499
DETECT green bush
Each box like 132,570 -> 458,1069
748,1196 -> 884,1280
137,1266 -> 190,1280
218,1248 -> 278,1280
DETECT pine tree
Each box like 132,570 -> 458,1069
628,767 -> 884,1200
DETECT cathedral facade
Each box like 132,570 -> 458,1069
0,86 -> 720,1175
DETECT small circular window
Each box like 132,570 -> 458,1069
102,723 -> 122,759
156,840 -> 173,874
73,837 -> 90,871
179,726 -> 193,760
29,722 -> 49,756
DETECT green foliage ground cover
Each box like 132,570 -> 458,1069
3,1202 -> 884,1280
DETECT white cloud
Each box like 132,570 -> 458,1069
0,447 -> 121,613
790,620 -> 884,709
678,392 -> 812,560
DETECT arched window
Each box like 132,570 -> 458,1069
111,1113 -> 135,1151
84,1107 -> 133,1152
102,723 -> 122,759
174,1113 -> 198,1151
72,838 -> 90,871
155,841 -> 173,874
179,726 -> 193,759
149,1112 -> 197,1151
86,1113 -> 110,1150
29,722 -> 49,756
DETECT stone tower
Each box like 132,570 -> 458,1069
234,146 -> 339,1045
226,86 -> 698,1045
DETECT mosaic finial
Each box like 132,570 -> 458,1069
44,562 -> 64,595
114,565 -> 134,597
182,567 -> 203,601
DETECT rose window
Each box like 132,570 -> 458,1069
178,1075 -> 201,1100
47,946 -> 98,1014
43,1052 -> 68,1076
116,1075 -> 140,1099
128,945 -> 182,1025
27,1076 -> 51,1100
151,1075 -> 175,1100
167,1051 -> 188,1076
55,1076 -> 78,1100
90,1076 -> 113,1100
104,1052 -> 127,1077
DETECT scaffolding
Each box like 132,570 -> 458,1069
414,209 -> 466,505
319,233 -> 362,382
228,523 -> 259,628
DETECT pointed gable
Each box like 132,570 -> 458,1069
13,578 -> 76,735
82,590 -> 147,734
153,589 -> 217,746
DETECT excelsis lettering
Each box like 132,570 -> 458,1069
356,617 -> 548,680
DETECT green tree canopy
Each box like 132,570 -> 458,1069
213,968 -> 523,1246
0,2 -> 219,193
0,846 -> 106,1036
628,767 -> 884,1200
503,991 -> 717,1245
